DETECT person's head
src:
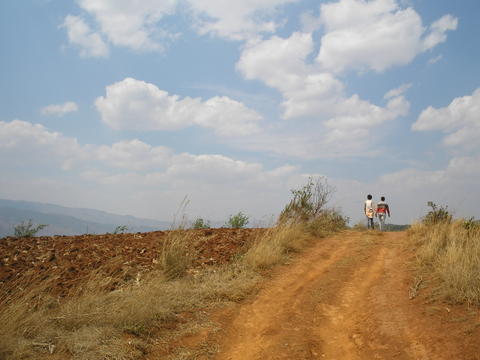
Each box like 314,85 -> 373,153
367,194 -> 372,200
381,196 -> 385,201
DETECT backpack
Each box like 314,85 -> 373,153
365,200 -> 374,218
366,207 -> 374,218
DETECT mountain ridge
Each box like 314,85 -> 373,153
0,199 -> 170,237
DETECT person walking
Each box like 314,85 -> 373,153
376,196 -> 391,231
364,194 -> 376,229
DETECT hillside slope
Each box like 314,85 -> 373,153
0,199 -> 170,237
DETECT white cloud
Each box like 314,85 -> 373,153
332,155 -> 480,225
62,15 -> 109,57
236,32 -> 409,156
0,120 -> 85,170
422,15 -> 458,51
95,139 -> 172,171
65,0 -> 299,54
384,83 -> 411,99
41,101 -> 79,116
95,78 -> 262,136
315,0 -> 457,73
76,0 -> 178,52
187,0 -> 299,41
412,88 -> 480,151
428,54 -> 443,64
0,120 -> 304,220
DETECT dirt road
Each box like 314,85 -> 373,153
214,231 -> 479,360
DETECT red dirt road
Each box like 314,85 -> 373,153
214,231 -> 480,360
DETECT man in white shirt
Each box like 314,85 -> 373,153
364,194 -> 376,229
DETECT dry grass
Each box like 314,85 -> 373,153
160,230 -> 195,280
0,263 -> 260,360
243,224 -> 312,269
408,220 -> 480,304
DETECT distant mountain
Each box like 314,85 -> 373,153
0,199 -> 170,237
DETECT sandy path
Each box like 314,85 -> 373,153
214,231 -> 468,360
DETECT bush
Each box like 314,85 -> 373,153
225,212 -> 249,228
14,220 -> 48,238
279,176 -> 335,224
305,209 -> 348,237
192,218 -> 211,229
112,225 -> 128,234
422,201 -> 452,225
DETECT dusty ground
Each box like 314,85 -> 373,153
0,228 -> 261,300
206,231 -> 480,360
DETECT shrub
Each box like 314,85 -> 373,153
422,201 -> 452,225
225,212 -> 249,228
14,220 -> 48,238
279,176 -> 335,224
112,225 -> 128,234
192,218 -> 211,229
305,209 -> 348,237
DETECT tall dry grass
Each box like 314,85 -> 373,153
0,262 -> 260,359
408,219 -> 480,304
243,224 -> 311,269
243,210 -> 347,270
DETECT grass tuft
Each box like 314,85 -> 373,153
409,219 -> 480,304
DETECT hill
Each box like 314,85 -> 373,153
0,199 -> 170,237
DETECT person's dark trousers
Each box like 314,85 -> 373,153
367,217 -> 374,229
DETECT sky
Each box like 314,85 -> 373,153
1,0 -> 479,225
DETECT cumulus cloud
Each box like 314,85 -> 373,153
95,139 -> 172,171
236,32 -> 409,155
64,0 -> 300,55
187,0 -> 299,40
412,88 -> 480,151
41,101 -> 79,116
315,0 -> 457,73
75,0 -> 178,52
0,120 -> 85,170
62,15 -> 109,58
0,120 -> 303,220
95,78 -> 262,136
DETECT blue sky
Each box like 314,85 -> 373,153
1,0 -> 479,225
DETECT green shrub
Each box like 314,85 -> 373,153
225,212 -> 249,228
192,218 -> 211,229
14,220 -> 48,238
112,225 -> 128,234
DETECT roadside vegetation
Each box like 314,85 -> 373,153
225,212 -> 249,228
408,202 -> 480,304
0,177 -> 347,360
13,219 -> 48,238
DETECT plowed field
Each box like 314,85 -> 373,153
0,228 -> 263,300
